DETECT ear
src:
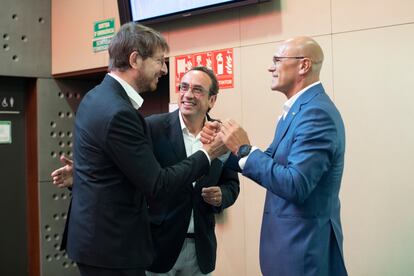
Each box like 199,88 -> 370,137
299,58 -> 312,75
129,51 -> 142,69
208,95 -> 217,109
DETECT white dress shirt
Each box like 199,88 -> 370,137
179,111 -> 203,234
108,72 -> 144,109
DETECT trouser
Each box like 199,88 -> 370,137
77,263 -> 146,276
146,238 -> 212,276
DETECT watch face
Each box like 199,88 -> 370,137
238,144 -> 251,158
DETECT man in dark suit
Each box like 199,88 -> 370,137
65,22 -> 226,276
52,66 -> 239,275
145,67 -> 239,276
202,37 -> 348,276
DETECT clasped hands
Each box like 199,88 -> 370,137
201,119 -> 250,156
200,119 -> 249,207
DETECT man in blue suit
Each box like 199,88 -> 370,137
203,36 -> 348,276
65,23 -> 227,276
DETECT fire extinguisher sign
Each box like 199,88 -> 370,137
175,48 -> 234,92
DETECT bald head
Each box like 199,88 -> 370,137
280,36 -> 324,75
270,36 -> 325,98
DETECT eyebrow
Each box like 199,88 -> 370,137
181,82 -> 204,88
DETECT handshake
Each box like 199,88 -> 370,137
201,119 -> 251,160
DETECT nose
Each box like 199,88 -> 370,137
161,62 -> 168,75
182,89 -> 195,97
268,63 -> 276,72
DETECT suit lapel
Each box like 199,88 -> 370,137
272,83 -> 325,153
165,109 -> 187,160
167,110 -> 198,191
195,114 -> 224,188
196,159 -> 222,189
272,117 -> 287,153
103,74 -> 131,103
165,111 -> 224,189
104,74 -> 151,140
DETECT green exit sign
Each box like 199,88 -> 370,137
93,18 -> 115,52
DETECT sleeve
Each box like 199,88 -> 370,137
104,109 -> 210,200
212,164 -> 240,213
224,153 -> 242,172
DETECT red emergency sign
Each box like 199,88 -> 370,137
175,48 -> 234,92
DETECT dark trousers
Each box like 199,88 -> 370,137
77,263 -> 146,276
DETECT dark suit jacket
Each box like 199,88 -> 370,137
145,110 -> 239,274
66,75 -> 211,269
238,83 -> 347,276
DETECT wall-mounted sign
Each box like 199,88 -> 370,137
175,48 -> 234,91
0,91 -> 22,114
0,121 -> 11,144
93,18 -> 115,53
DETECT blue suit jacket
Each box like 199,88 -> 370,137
145,110 -> 239,273
243,84 -> 347,276
66,75 -> 210,269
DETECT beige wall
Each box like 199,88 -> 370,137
52,0 -> 120,74
52,0 -> 414,275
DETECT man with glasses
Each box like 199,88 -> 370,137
52,66 -> 239,276
202,36 -> 348,276
61,22 -> 228,276
145,66 -> 239,276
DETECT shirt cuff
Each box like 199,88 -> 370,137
238,146 -> 258,170
200,148 -> 211,165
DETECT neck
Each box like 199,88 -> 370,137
182,113 -> 205,136
286,76 -> 319,99
111,70 -> 140,93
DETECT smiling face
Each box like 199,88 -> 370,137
178,70 -> 217,120
135,48 -> 168,93
268,37 -> 324,98
268,43 -> 303,96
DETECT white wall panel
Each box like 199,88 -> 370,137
332,0 -> 414,33
333,24 -> 414,276
240,0 -> 331,46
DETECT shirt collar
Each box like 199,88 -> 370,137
282,81 -> 321,119
179,111 -> 187,132
108,72 -> 144,110
178,111 -> 206,137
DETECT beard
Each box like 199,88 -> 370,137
136,70 -> 158,93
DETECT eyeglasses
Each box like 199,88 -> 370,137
178,82 -> 209,96
151,56 -> 166,66
272,56 -> 305,66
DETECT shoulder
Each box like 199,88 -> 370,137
146,112 -> 168,123
78,91 -> 137,132
311,92 -> 343,122
145,110 -> 177,126
298,86 -> 339,116
146,113 -> 166,130
82,77 -> 127,108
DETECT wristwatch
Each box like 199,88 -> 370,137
237,144 -> 252,159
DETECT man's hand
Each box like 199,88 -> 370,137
200,121 -> 221,144
220,119 -> 250,155
202,132 -> 228,160
51,155 -> 74,188
202,121 -> 228,160
201,186 -> 222,207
